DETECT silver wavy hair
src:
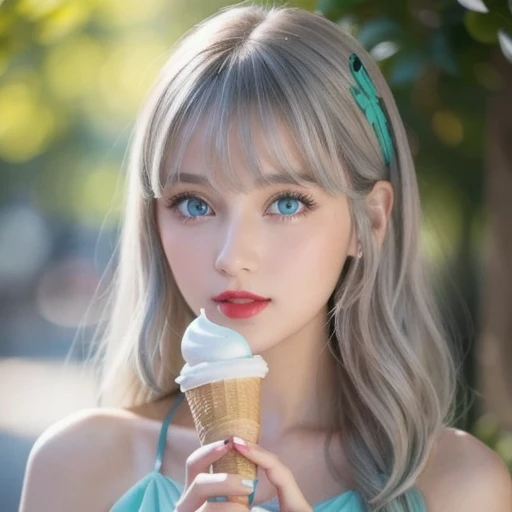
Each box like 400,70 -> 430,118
85,3 -> 460,511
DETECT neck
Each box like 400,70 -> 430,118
258,307 -> 339,442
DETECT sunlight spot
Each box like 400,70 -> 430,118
0,358 -> 96,437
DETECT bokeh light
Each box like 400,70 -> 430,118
94,0 -> 166,28
420,176 -> 464,264
72,162 -> 124,226
0,204 -> 51,291
32,0 -> 92,44
43,34 -> 104,102
370,41 -> 400,61
0,358 -> 96,437
0,80 -> 57,162
35,257 -> 102,328
96,36 -> 170,119
16,0 -> 70,21
432,110 -> 464,147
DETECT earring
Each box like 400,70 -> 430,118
357,244 -> 363,259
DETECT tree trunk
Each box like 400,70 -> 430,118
477,50 -> 512,427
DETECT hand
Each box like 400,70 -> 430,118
230,436 -> 313,512
174,439 -> 255,512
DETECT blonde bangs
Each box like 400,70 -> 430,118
141,31 -> 358,198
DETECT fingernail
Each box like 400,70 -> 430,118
214,439 -> 231,452
232,437 -> 249,453
248,479 -> 258,506
242,479 -> 254,489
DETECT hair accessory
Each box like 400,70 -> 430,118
349,54 -> 394,166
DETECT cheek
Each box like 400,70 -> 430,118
159,230 -> 213,312
166,244 -> 214,292
161,229 -> 208,268
273,222 -> 348,287
156,211 -> 212,294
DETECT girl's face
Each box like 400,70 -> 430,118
155,119 -> 357,353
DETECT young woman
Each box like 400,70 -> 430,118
20,4 -> 512,512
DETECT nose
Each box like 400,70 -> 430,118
215,214 -> 259,276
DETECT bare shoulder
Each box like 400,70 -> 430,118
418,427 -> 512,512
19,406 -> 149,512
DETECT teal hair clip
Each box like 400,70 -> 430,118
349,54 -> 394,167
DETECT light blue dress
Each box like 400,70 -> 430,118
110,393 -> 426,511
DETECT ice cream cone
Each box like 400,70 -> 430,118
185,377 -> 261,506
176,309 -> 269,508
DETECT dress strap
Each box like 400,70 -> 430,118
153,391 -> 186,472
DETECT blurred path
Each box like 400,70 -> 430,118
0,217 -> 112,511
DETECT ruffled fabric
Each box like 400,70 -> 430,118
110,469 -> 425,512
110,472 -> 181,512
251,490 -> 360,512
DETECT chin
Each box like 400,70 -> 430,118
249,339 -> 280,356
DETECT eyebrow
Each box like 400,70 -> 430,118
166,171 -> 317,188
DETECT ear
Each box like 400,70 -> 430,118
365,180 -> 394,250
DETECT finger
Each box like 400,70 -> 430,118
197,502 -> 250,512
231,437 -> 312,511
184,439 -> 232,489
175,472 -> 255,512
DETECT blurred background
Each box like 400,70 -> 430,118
1,0 -> 511,509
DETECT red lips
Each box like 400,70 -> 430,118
212,290 -> 271,319
213,290 -> 270,302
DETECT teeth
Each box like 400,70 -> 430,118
226,298 -> 255,304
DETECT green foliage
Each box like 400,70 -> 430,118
460,1 -> 512,61
316,0 -> 366,20
355,17 -> 400,48
472,414 -> 512,473
465,10 -> 501,43
317,0 -> 511,469
429,30 -> 459,75
0,0 -> 321,219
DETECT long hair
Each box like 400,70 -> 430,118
85,4 -> 460,510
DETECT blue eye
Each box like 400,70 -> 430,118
177,198 -> 211,217
166,190 -> 316,224
270,197 -> 300,215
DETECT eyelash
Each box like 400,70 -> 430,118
164,190 -> 318,224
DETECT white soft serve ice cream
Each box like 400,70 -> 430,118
175,308 -> 269,392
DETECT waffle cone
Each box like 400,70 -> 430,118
185,377 -> 261,481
